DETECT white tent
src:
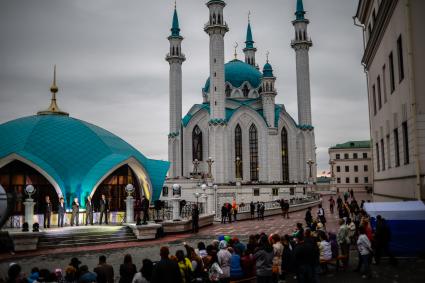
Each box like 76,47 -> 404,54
364,200 -> 425,220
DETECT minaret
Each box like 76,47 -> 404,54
291,0 -> 313,126
37,65 -> 69,116
204,0 -> 228,183
166,5 -> 185,178
243,14 -> 257,67
261,55 -> 277,128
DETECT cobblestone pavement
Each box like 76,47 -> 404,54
2,192 -> 424,282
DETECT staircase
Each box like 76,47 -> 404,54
38,225 -> 137,249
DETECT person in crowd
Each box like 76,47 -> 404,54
293,232 -> 316,283
217,240 -> 232,283
58,197 -> 66,227
349,189 -> 354,199
69,257 -> 82,279
208,253 -> 223,282
374,215 -> 396,265
99,194 -> 109,225
175,250 -> 192,283
43,195 -> 52,229
336,195 -> 343,210
119,254 -> 137,283
141,195 -> 150,225
78,265 -> 97,283
85,196 -> 93,226
328,196 -> 335,214
357,226 -> 372,279
317,231 -> 332,262
191,204 -> 199,233
260,203 -> 265,220
280,235 -> 293,282
360,200 -> 365,209
271,234 -> 283,283
27,267 -> 39,283
337,219 -> 350,270
227,203 -> 232,223
64,265 -> 77,283
221,204 -> 227,224
254,234 -> 274,283
189,246 -> 206,281
256,202 -> 262,220
71,198 -> 80,226
283,200 -> 290,219
232,202 -> 238,222
293,223 -> 304,239
347,218 -> 356,245
151,246 -> 182,283
94,255 -> 114,283
317,204 -> 326,229
132,259 -> 153,283
7,263 -> 25,283
197,242 -> 207,258
250,201 -> 255,220
304,207 -> 313,228
240,249 -> 256,279
229,247 -> 243,279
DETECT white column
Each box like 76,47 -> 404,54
172,197 -> 181,221
24,199 -> 35,228
125,196 -> 135,224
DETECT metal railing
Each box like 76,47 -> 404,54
148,201 -> 205,222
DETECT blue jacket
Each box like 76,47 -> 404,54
230,254 -> 244,278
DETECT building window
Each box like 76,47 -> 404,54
337,178 -> 341,184
344,153 -> 349,159
386,134 -> 391,168
389,52 -> 395,93
364,165 -> 368,172
382,64 -> 387,103
377,76 -> 382,109
364,177 -> 369,183
290,187 -> 295,195
402,121 -> 409,164
376,142 -> 380,172
192,126 -> 203,161
336,154 -> 340,160
394,128 -> 400,167
354,165 -> 358,172
249,124 -> 259,181
346,177 -> 350,184
281,127 -> 289,182
363,153 -> 368,159
336,166 -> 341,173
397,35 -> 404,82
242,84 -> 249,97
345,166 -> 349,172
162,186 -> 169,197
381,139 -> 386,171
353,153 -> 358,159
253,188 -> 260,196
355,177 -> 359,183
272,188 -> 279,196
225,85 -> 231,97
235,124 -> 243,179
372,84 -> 377,115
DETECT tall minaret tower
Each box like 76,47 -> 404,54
166,5 -> 185,178
204,0 -> 228,183
261,56 -> 277,128
243,15 -> 257,67
291,0 -> 313,126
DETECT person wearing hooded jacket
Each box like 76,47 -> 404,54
254,234 -> 274,283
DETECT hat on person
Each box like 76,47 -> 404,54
219,240 -> 227,249
70,257 -> 81,265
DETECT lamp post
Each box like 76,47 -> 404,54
24,185 -> 36,228
201,184 -> 208,214
213,184 -> 218,219
125,184 -> 135,223
307,159 -> 315,192
172,183 -> 181,221
329,159 -> 336,192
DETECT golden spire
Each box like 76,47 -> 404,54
37,65 -> 69,116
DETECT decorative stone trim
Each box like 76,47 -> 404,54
298,124 -> 314,131
168,132 -> 180,138
208,118 -> 227,126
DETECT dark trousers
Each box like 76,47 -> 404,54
58,213 -> 65,227
192,219 -> 199,233
250,211 -> 255,219
297,265 -> 314,283
221,214 -> 227,224
360,254 -> 371,277
86,211 -> 93,225
99,210 -> 108,224
340,243 -> 350,269
44,212 -> 51,228
257,275 -> 273,283
142,209 -> 149,224
71,212 -> 79,226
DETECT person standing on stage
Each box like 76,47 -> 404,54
71,197 -> 80,226
141,195 -> 149,225
191,204 -> 199,233
99,194 -> 109,225
58,197 -> 66,227
86,196 -> 93,225
43,195 -> 52,228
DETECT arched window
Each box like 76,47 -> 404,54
249,124 -> 259,181
235,124 -> 243,178
281,127 -> 289,182
225,85 -> 231,97
213,13 -> 216,24
192,126 -> 203,161
242,84 -> 249,97
218,14 -> 221,24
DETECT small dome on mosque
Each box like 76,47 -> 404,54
203,59 -> 262,93
263,62 -> 274,77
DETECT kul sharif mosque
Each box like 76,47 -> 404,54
165,0 -> 317,195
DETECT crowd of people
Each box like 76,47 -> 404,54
4,192 -> 394,283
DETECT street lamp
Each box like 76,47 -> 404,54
25,185 -> 36,200
194,192 -> 200,206
307,159 -> 314,179
125,184 -> 135,196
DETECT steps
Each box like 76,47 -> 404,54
37,225 -> 137,249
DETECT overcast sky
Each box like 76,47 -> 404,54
0,0 -> 369,175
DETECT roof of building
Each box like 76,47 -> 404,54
295,0 -> 306,20
263,62 -> 274,77
203,59 -> 263,93
316,176 -> 331,184
0,114 -> 169,202
171,8 -> 180,37
330,140 -> 371,149
245,22 -> 254,49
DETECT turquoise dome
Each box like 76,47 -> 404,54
0,114 -> 169,203
203,59 -> 262,93
263,62 -> 274,77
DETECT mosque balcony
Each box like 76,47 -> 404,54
165,53 -> 186,62
204,22 -> 229,34
290,38 -> 313,48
